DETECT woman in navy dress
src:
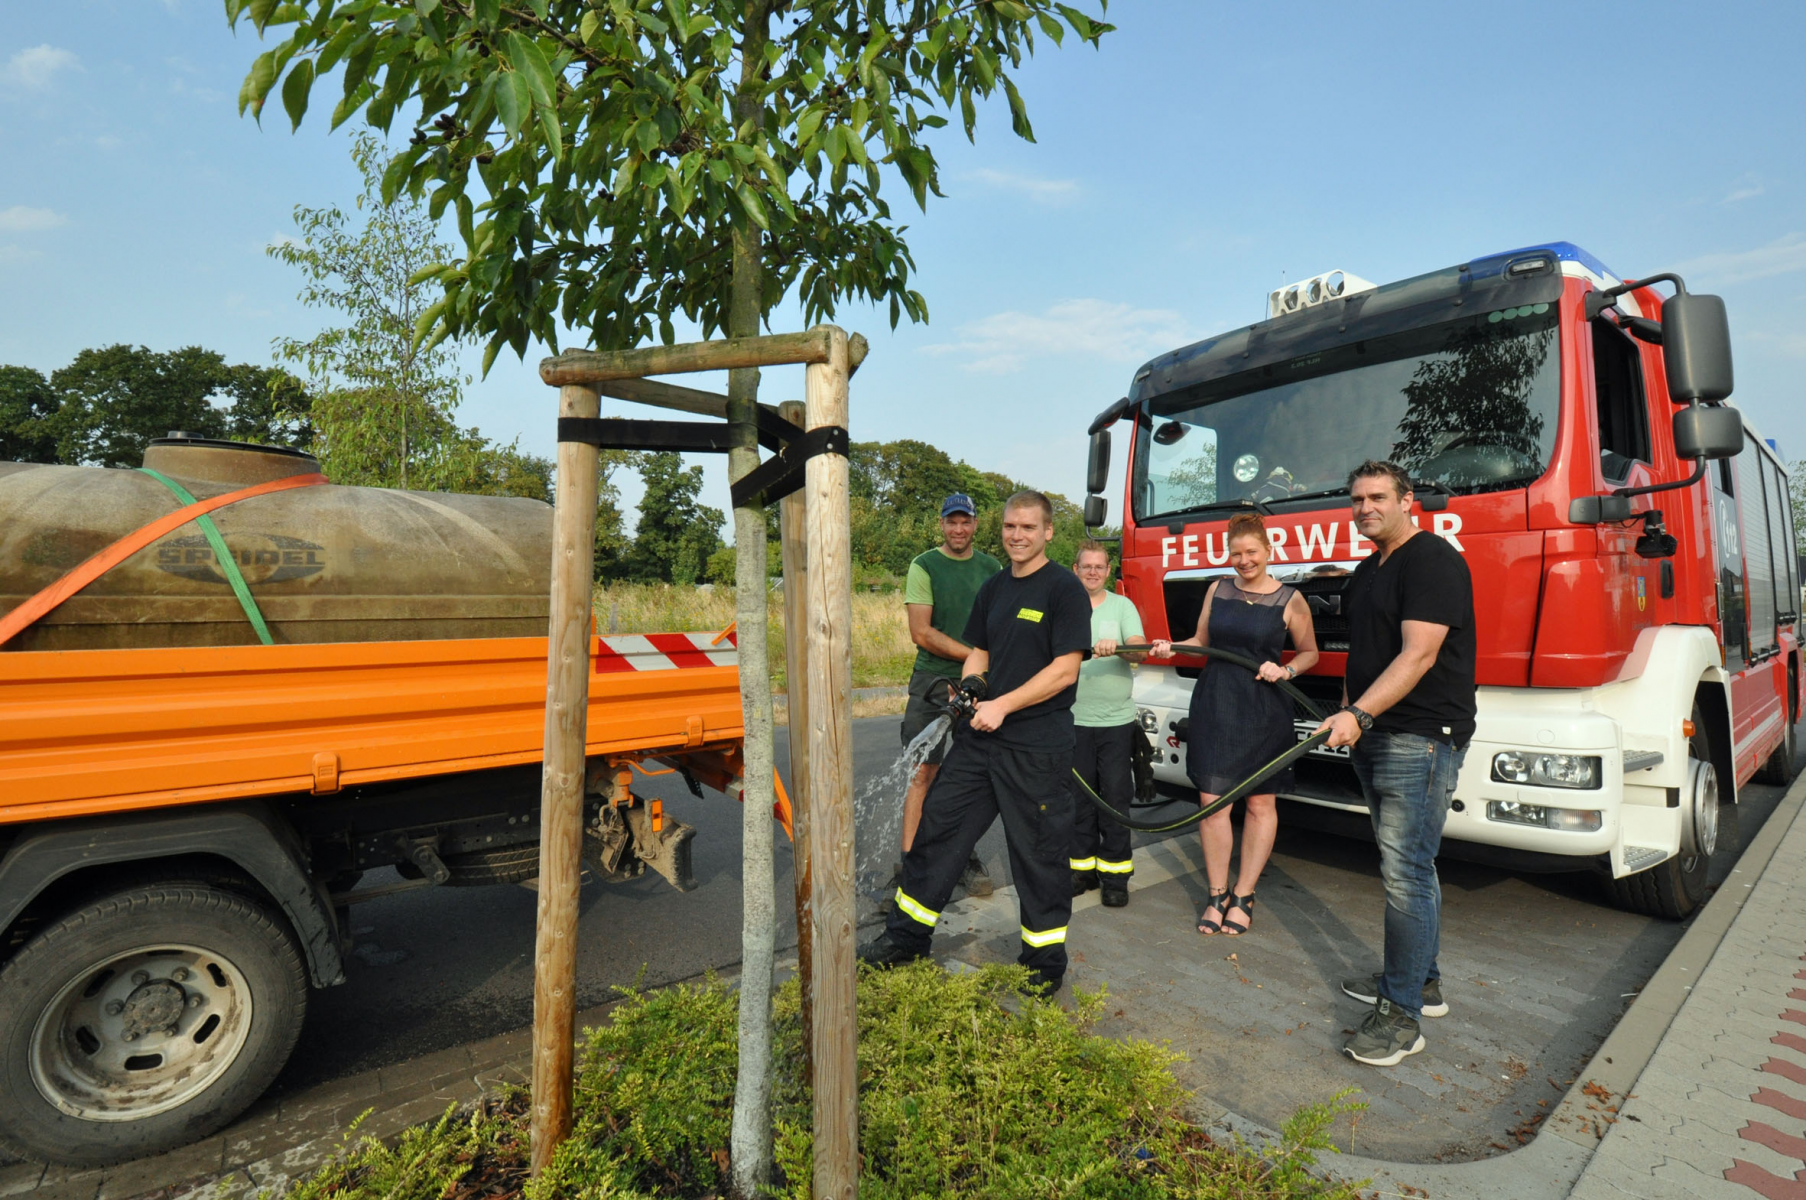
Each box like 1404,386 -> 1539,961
1152,513 -> 1319,936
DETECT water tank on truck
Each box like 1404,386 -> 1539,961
0,433 -> 552,650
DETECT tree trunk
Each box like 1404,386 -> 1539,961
726,4 -> 775,1196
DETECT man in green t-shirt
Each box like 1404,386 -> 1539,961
1068,541 -> 1148,907
898,493 -> 1002,892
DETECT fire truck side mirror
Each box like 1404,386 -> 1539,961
1087,430 -> 1112,496
1661,292 -> 1734,403
1084,495 -> 1108,528
1672,403 -> 1744,461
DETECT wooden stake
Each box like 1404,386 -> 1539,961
530,383 -> 601,1174
778,400 -> 814,1074
540,330 -> 832,386
804,328 -> 857,1200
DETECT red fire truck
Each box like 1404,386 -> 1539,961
1083,243 -> 1800,918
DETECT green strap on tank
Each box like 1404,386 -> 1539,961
138,467 -> 275,646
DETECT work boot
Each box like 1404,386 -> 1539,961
856,932 -> 926,969
1021,970 -> 1064,1000
1340,974 -> 1447,1018
1342,998 -> 1425,1067
1072,869 -> 1099,897
959,854 -> 993,898
1101,881 -> 1129,908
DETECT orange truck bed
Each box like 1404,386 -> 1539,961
0,631 -> 746,825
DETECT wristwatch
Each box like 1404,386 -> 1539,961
1340,705 -> 1374,732
1283,664 -> 1297,680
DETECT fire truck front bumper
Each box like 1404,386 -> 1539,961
1132,675 -> 1689,879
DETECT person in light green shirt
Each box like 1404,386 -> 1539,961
895,493 -> 1002,894
1069,540 -> 1147,907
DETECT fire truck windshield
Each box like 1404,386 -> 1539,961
1133,304 -> 1561,520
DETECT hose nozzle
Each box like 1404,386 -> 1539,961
937,673 -> 988,720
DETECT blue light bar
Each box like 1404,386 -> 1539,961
1464,241 -> 1620,285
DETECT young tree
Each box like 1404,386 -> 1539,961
234,3 -> 1112,1188
271,131 -> 470,489
0,366 -> 60,464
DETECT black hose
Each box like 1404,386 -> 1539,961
1075,642 -> 1335,833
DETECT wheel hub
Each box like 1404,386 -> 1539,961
30,945 -> 252,1121
1682,758 -> 1719,860
118,980 -> 186,1041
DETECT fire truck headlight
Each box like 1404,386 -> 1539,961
1137,708 -> 1159,734
1486,800 -> 1603,832
1491,752 -> 1601,790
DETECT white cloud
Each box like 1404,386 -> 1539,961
968,167 -> 1080,204
1743,329 -> 1806,360
1675,233 -> 1806,286
0,206 -> 68,233
2,45 -> 80,91
923,298 -> 1193,375
1723,184 -> 1764,204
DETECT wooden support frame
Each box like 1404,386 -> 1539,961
778,401 -> 814,1076
532,331 -> 858,1194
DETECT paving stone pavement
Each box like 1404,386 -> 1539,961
1573,782 -> 1806,1200
8,768 -> 1805,1200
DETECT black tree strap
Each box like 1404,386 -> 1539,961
729,424 -> 849,509
557,417 -> 732,454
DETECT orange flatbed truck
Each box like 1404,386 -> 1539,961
0,630 -> 749,1166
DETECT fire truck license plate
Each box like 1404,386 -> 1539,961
1295,720 -> 1350,759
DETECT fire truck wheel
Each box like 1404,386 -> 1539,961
0,885 -> 307,1167
1753,705 -> 1797,786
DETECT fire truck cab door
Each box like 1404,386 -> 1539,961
1710,458 -> 1748,673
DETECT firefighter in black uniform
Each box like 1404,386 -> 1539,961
857,491 -> 1092,994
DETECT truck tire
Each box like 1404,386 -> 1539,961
1609,704 -> 1716,920
442,842 -> 540,887
1754,698 -> 1797,786
0,886 -> 307,1167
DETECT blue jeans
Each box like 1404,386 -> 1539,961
1350,731 -> 1466,1021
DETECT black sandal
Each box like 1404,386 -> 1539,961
1197,889 -> 1231,935
1221,892 -> 1256,936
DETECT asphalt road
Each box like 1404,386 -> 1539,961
266,715 -> 1799,1163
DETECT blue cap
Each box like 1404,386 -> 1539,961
941,493 -> 976,518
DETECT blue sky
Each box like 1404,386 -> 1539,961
3,1 -> 1803,532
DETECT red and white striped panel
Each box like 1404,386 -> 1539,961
593,631 -> 739,674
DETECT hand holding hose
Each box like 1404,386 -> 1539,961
1315,710 -> 1364,748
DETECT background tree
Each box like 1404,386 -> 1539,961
628,451 -> 726,585
0,366 -> 61,463
274,130 -> 552,496
592,448 -> 644,580
234,2 -> 1111,1188
47,345 -> 308,467
1790,461 -> 1805,556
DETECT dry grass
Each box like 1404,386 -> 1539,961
592,582 -> 916,691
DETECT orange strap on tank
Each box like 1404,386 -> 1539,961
0,472 -> 330,649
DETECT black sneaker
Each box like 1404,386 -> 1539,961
1100,882 -> 1129,908
960,854 -> 994,898
1072,870 -> 1099,897
856,932 -> 926,968
1340,974 -> 1447,1018
1342,998 -> 1425,1067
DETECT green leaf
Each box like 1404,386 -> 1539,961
538,104 -> 563,160
248,0 -> 279,34
633,6 -> 669,35
993,0 -> 1033,18
505,31 -> 556,108
496,71 -> 530,136
1036,13 -> 1064,43
474,0 -> 500,23
796,105 -> 824,147
1002,75 -> 1034,141
580,10 -> 603,43
239,48 -> 279,118
735,184 -> 769,230
380,150 -> 414,204
281,57 -> 315,131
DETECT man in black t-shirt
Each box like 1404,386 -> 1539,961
1313,460 -> 1476,1068
858,491 -> 1092,993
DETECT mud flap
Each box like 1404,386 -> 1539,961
626,803 -> 697,893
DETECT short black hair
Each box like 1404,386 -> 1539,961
1345,459 -> 1414,501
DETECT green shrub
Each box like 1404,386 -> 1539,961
280,968 -> 1366,1200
